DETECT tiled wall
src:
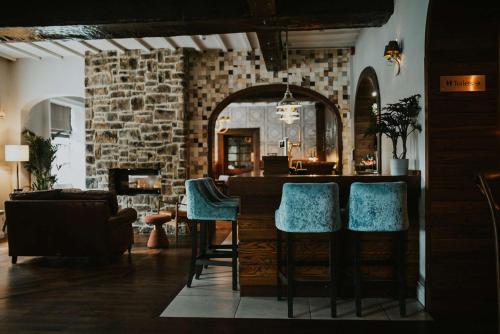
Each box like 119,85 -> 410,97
187,49 -> 351,178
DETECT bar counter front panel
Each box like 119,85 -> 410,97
227,173 -> 421,297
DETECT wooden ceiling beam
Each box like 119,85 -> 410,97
248,0 -> 282,72
106,39 -> 127,52
79,40 -> 101,53
213,35 -> 228,52
189,36 -> 204,52
28,42 -> 64,59
163,37 -> 178,50
0,0 -> 394,42
0,51 -> 16,61
51,41 -> 85,57
134,38 -> 153,52
1,43 -> 41,60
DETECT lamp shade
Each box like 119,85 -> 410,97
5,145 -> 29,162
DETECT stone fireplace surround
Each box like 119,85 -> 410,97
85,48 -> 351,232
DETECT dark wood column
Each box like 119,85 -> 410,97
426,0 -> 500,319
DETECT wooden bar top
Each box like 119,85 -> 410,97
228,172 -> 421,215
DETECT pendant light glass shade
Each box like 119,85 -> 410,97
276,31 -> 301,124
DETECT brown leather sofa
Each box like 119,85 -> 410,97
5,189 -> 137,264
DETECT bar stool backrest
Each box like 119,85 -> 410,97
275,182 -> 342,233
185,178 -> 238,221
348,182 -> 409,232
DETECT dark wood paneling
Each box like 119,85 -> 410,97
228,174 -> 421,297
0,1 -> 394,42
426,0 -> 500,319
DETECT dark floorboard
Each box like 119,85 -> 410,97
0,231 -> 497,334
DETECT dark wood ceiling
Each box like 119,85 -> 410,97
0,0 -> 394,71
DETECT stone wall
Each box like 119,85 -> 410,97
85,49 -> 187,227
186,49 -> 351,178
84,48 -> 351,231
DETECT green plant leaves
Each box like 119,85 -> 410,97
22,129 -> 59,190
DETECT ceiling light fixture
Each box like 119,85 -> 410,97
276,31 -> 301,125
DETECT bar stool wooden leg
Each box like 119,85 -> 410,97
231,220 -> 238,291
397,231 -> 407,317
287,232 -> 294,318
353,232 -> 362,317
330,232 -> 337,317
187,221 -> 198,288
276,229 -> 282,301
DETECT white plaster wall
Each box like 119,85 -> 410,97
0,57 -> 84,206
350,0 -> 429,304
0,59 -> 13,237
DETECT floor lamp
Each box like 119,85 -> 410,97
5,145 -> 30,192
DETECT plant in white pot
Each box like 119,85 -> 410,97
366,94 -> 422,175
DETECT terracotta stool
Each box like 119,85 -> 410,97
144,212 -> 173,249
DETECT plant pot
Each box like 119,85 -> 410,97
390,158 -> 409,176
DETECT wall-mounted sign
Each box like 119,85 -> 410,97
440,75 -> 486,92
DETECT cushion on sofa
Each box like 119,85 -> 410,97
59,190 -> 119,215
10,189 -> 62,200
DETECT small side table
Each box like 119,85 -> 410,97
144,211 -> 173,249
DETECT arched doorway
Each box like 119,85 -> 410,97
23,96 -> 86,189
353,67 -> 381,173
207,84 -> 343,176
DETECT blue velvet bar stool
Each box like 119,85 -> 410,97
275,183 -> 342,318
347,181 -> 409,317
198,177 -> 240,272
185,178 -> 239,290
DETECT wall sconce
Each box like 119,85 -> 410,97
216,115 -> 231,134
384,40 -> 402,75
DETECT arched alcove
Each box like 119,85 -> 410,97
353,67 -> 381,173
23,96 -> 86,189
207,84 -> 343,176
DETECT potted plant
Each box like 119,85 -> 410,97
22,129 -> 60,190
366,94 -> 422,175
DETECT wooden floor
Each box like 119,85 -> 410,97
0,230 -> 497,334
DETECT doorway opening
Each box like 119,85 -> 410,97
208,84 -> 343,178
353,67 -> 381,174
23,96 -> 86,189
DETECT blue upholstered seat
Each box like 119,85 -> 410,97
185,178 -> 239,221
202,178 -> 240,206
348,182 -> 409,232
275,183 -> 342,233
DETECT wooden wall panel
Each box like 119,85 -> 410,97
426,0 -> 500,318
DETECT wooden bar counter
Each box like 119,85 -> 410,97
227,172 -> 421,297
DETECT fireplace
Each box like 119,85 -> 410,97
109,168 -> 161,195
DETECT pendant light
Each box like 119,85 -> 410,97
276,31 -> 301,125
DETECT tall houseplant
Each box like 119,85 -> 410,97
22,130 -> 60,190
366,94 -> 422,175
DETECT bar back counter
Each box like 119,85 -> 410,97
227,172 -> 421,297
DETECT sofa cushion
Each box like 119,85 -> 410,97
10,189 -> 61,200
59,190 -> 119,215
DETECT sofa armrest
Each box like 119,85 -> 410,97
108,208 -> 137,225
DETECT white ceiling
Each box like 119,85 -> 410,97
0,30 -> 360,61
